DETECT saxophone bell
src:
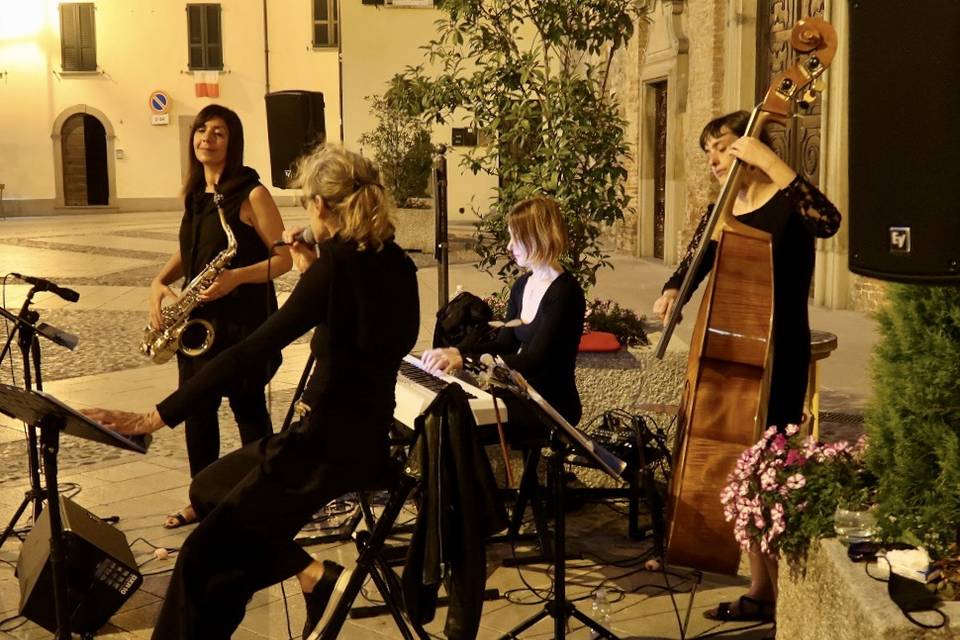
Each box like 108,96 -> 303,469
138,189 -> 236,365
177,318 -> 216,357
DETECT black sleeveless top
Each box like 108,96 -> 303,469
178,167 -> 279,360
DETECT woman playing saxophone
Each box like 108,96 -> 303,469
149,104 -> 292,528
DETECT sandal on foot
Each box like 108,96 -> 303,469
703,595 -> 775,622
162,506 -> 197,529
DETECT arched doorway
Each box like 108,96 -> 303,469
61,113 -> 109,206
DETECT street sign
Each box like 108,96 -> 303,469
148,90 -> 171,115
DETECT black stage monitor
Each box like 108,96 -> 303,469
847,0 -> 960,283
265,90 -> 326,189
17,495 -> 142,633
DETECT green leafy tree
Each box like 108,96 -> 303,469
389,0 -> 645,291
866,284 -> 960,557
359,92 -> 434,209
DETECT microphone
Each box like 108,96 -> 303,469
273,226 -> 316,248
10,273 -> 80,303
35,322 -> 80,351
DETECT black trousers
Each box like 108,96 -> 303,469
178,354 -> 273,477
151,435 -> 385,640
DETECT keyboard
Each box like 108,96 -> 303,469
394,354 -> 507,428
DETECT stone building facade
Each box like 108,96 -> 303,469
608,0 -> 886,311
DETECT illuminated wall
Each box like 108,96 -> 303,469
0,0 -> 340,214
340,2 -> 498,221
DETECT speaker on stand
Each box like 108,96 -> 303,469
847,0 -> 960,283
264,90 -> 326,188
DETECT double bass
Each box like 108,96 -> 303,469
655,17 -> 838,575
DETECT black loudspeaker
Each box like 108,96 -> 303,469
17,495 -> 142,633
847,0 -> 960,283
265,90 -> 326,188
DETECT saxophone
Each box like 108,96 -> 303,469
139,192 -> 237,364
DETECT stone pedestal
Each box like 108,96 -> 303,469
571,348 -> 686,489
576,348 -> 686,428
778,539 -> 959,639
393,206 -> 434,252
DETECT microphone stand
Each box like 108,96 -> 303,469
0,288 -> 72,637
433,144 -> 449,308
0,290 -> 50,532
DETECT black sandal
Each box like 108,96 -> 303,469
703,595 -> 775,622
162,505 -> 198,529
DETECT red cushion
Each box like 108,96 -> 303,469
578,331 -> 621,353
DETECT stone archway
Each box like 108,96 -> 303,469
51,105 -> 117,209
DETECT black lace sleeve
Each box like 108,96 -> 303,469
781,175 -> 842,238
662,206 -> 716,300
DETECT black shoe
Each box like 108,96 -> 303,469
302,560 -> 345,639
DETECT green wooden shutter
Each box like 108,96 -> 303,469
77,4 -> 97,71
187,4 -> 222,70
187,5 -> 205,69
60,4 -> 80,70
204,5 -> 222,69
60,3 -> 96,72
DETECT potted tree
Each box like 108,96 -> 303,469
359,89 -> 435,251
386,0 -> 646,293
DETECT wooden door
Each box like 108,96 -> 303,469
61,113 -> 109,206
653,81 -> 668,260
62,114 -> 88,206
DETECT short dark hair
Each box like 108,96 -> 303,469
182,104 -> 245,203
699,110 -> 773,151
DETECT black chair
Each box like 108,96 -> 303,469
307,427 -> 428,640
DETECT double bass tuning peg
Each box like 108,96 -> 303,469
798,81 -> 825,110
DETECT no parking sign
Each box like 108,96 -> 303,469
149,90 -> 171,125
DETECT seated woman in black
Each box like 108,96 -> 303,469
85,145 -> 420,640
421,196 -> 586,434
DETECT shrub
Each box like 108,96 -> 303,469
359,92 -> 434,209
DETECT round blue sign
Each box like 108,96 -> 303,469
148,90 -> 171,115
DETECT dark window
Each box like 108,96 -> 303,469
60,3 -> 97,72
186,3 -> 223,70
313,0 -> 338,47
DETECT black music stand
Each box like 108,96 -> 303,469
479,361 -> 627,640
0,384 -> 149,639
0,300 -> 79,545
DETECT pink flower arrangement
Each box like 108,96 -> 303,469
721,425 -> 870,562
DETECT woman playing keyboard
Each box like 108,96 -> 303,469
421,196 -> 586,433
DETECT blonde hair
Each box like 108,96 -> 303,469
507,197 -> 568,266
289,144 -> 395,251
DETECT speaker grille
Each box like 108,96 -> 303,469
847,0 -> 960,283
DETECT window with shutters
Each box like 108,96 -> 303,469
186,3 -> 223,70
59,3 -> 97,72
313,0 -> 338,48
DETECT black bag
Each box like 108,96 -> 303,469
432,292 -> 495,350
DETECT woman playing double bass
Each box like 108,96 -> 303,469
653,111 -> 841,625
